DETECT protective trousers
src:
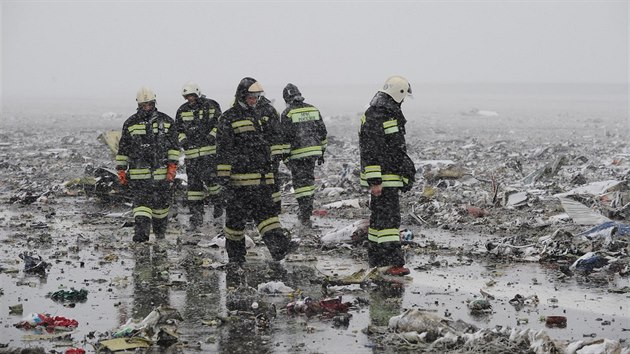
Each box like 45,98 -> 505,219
223,184 -> 292,263
367,187 -> 404,267
130,179 -> 172,242
186,156 -> 223,227
288,157 -> 316,224
270,161 -> 282,215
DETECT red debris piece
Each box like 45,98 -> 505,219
65,349 -> 86,354
383,266 -> 410,276
287,296 -> 351,317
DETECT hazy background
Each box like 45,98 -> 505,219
1,0 -> 628,123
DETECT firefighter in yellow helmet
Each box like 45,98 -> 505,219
175,81 -> 223,231
359,76 -> 416,276
116,87 -> 180,242
216,77 -> 297,264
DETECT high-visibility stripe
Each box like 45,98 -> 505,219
210,127 -> 217,137
321,139 -> 328,149
272,191 -> 281,203
264,173 -> 274,185
181,111 -> 195,121
258,216 -> 281,235
363,165 -> 382,179
280,144 -> 291,154
360,173 -> 404,187
207,184 -> 221,195
152,207 -> 169,219
153,168 -> 167,180
133,206 -> 152,218
290,145 -> 322,159
217,164 -> 231,177
381,174 -> 404,187
232,120 -> 256,133
187,191 -> 206,201
185,148 -> 200,159
270,144 -> 285,156
294,185 -> 315,199
199,145 -> 216,156
128,124 -> 146,135
224,226 -> 244,241
129,168 -> 151,180
368,228 -> 400,243
178,133 -> 187,142
116,155 -> 128,167
383,120 -> 399,134
168,150 -> 180,160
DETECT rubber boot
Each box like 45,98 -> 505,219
133,216 -> 151,243
188,202 -> 204,231
262,228 -> 298,262
152,217 -> 168,240
226,238 -> 247,264
297,197 -> 313,228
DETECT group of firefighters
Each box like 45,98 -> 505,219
115,76 -> 415,276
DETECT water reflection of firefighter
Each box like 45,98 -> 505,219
219,264 -> 274,354
132,245 -> 170,320
368,282 -> 405,327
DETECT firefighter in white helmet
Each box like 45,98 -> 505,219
359,76 -> 416,276
175,81 -> 223,231
116,87 -> 180,242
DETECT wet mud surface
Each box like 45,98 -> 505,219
1,104 -> 629,352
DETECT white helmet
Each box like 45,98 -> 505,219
136,86 -> 156,104
379,76 -> 412,103
181,81 -> 201,97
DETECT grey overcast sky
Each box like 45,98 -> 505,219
1,0 -> 628,111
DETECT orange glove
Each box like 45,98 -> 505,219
117,170 -> 128,185
166,163 -> 177,182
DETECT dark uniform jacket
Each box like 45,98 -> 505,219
280,101 -> 328,160
116,108 -> 180,180
216,102 -> 274,186
257,96 -> 285,163
359,92 -> 415,189
175,96 -> 222,160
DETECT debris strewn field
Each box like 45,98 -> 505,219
1,95 -> 628,353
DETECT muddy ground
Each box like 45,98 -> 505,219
1,97 -> 629,353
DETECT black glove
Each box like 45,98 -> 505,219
317,156 -> 324,166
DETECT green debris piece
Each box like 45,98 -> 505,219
46,288 -> 88,302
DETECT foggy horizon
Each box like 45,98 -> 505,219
1,1 -> 628,117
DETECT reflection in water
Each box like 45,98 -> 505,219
218,262 -> 280,354
132,245 -> 170,320
369,281 -> 405,327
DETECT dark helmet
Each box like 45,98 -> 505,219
282,83 -> 304,104
235,77 -> 264,105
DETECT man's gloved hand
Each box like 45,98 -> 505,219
117,170 -> 128,186
317,155 -> 325,166
166,163 -> 177,182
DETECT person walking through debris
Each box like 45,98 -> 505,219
175,81 -> 223,231
257,95 -> 285,215
116,87 -> 180,242
359,76 -> 416,276
216,77 -> 297,264
280,83 -> 328,229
